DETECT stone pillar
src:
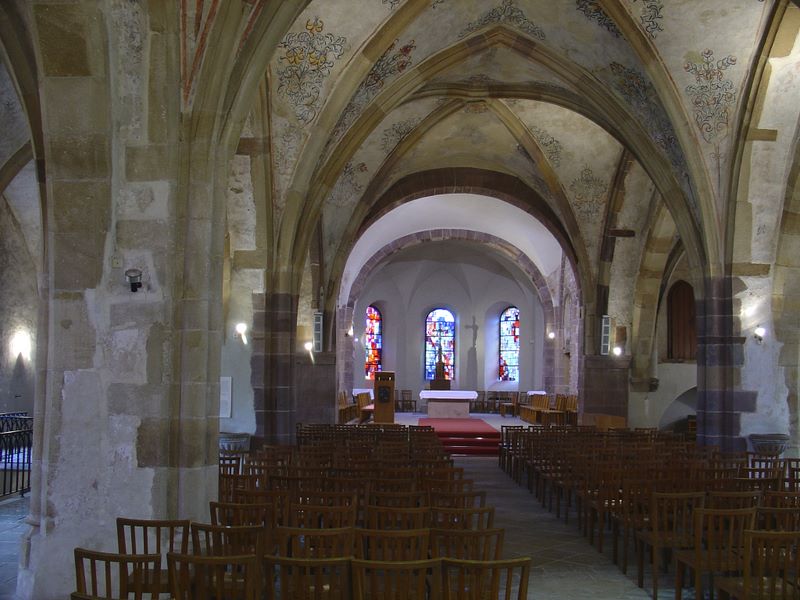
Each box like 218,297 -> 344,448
695,277 -> 752,451
258,292 -> 297,444
580,355 -> 631,418
294,352 -> 336,425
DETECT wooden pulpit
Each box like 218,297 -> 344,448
373,371 -> 395,424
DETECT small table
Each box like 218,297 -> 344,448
420,391 -> 478,418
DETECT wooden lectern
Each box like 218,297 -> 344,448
373,371 -> 395,424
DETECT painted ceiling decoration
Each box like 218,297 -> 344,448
230,0 -> 786,304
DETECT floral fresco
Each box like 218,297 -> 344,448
684,49 -> 737,145
576,0 -> 621,38
277,18 -> 346,124
460,0 -> 546,41
381,118 -> 421,153
631,0 -> 665,39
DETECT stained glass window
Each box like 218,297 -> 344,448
425,308 -> 455,380
365,305 -> 382,380
499,306 -> 520,381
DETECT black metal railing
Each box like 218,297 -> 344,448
0,413 -> 32,498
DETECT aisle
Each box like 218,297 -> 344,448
455,456 -> 653,600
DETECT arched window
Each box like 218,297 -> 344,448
499,306 -> 520,381
425,308 -> 455,380
364,305 -> 382,379
667,280 -> 697,360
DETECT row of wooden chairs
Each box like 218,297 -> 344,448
75,549 -> 531,599
501,426 -> 800,599
517,393 -> 578,425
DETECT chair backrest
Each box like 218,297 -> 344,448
691,507 -> 756,571
368,490 -> 429,508
364,505 -> 431,530
355,528 -> 430,561
430,507 -> 495,530
352,558 -> 442,600
757,506 -> 800,531
741,530 -> 800,598
209,501 -> 275,527
265,556 -> 352,600
167,552 -> 260,600
430,528 -> 504,560
441,557 -> 531,600
706,490 -> 762,509
269,526 -> 355,558
116,517 -> 190,568
649,491 -> 705,547
429,491 -> 487,509
190,523 -> 265,557
288,502 -> 358,528
763,490 -> 800,507
74,548 -> 161,600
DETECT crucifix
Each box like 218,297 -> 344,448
465,316 -> 479,349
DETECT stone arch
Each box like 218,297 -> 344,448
336,229 -> 558,397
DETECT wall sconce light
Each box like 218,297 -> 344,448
10,331 -> 31,361
612,346 -> 623,357
547,331 -> 556,340
754,326 -> 766,343
125,268 -> 143,292
304,341 -> 313,352
235,322 -> 248,345
346,325 -> 354,337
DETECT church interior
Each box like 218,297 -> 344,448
2,0 -> 800,597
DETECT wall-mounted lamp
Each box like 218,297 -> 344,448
754,326 -> 766,343
346,326 -> 354,337
547,331 -> 556,340
304,341 -> 313,352
125,268 -> 143,292
10,331 -> 31,361
612,346 -> 623,357
235,322 -> 248,345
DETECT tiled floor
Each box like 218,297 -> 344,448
0,415 -> 695,598
0,494 -> 27,599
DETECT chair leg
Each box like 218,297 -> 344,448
651,544 -> 659,600
675,559 -> 684,600
636,540 -> 645,588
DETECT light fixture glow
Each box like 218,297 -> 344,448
754,326 -> 766,343
547,331 -> 556,340
347,326 -> 354,337
304,341 -> 313,352
612,346 -> 623,356
235,322 -> 248,345
10,331 -> 31,361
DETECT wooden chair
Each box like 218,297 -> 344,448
73,548 -> 161,600
706,490 -> 762,509
441,557 -> 531,600
430,507 -> 495,530
168,552 -> 261,599
354,528 -> 430,561
116,517 -> 190,597
288,502 -> 357,528
429,491 -> 487,509
715,530 -> 800,600
352,558 -> 442,600
401,389 -> 416,413
190,523 -> 265,557
368,490 -> 429,508
674,507 -> 757,600
209,501 -> 276,528
364,505 -> 430,529
269,526 -> 355,558
430,528 -> 504,560
264,555 -> 352,599
635,491 -> 705,600
757,506 -> 800,531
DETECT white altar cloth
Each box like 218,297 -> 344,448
421,390 -> 477,418
527,390 -> 547,397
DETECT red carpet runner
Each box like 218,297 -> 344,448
418,418 -> 501,456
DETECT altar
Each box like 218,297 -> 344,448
420,390 -> 478,418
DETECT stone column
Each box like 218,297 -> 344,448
695,277 -> 752,451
